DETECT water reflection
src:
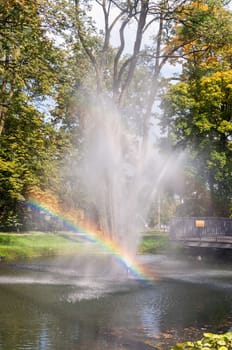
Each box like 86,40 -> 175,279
0,256 -> 231,350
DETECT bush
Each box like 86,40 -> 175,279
172,332 -> 232,350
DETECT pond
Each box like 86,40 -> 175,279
0,254 -> 231,350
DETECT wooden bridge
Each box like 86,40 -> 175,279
169,217 -> 232,250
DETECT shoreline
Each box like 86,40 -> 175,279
0,231 -> 169,262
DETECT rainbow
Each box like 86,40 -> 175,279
27,199 -> 156,284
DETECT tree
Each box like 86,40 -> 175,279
0,0 -> 62,134
160,2 -> 232,216
63,0 -> 197,142
0,0 -> 71,229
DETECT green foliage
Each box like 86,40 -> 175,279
0,0 -> 61,123
168,2 -> 232,66
0,0 -> 74,229
171,332 -> 232,350
160,3 -> 232,216
0,104 -> 69,230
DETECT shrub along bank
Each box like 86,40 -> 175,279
171,332 -> 232,350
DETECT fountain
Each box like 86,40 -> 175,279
67,94 -> 181,281
26,93 -> 183,283
80,97 -> 152,251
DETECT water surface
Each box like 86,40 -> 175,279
0,254 -> 231,350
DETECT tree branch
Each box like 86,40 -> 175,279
119,0 -> 149,106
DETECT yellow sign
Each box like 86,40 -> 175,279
195,220 -> 205,228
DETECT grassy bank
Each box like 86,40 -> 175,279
0,230 -> 170,261
139,231 -> 170,254
0,232 -> 82,261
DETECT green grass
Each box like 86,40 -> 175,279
0,232 -> 82,261
0,230 -> 171,261
139,231 -> 170,254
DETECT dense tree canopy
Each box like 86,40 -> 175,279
160,2 -> 232,216
0,0 -> 70,229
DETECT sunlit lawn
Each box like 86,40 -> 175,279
0,230 -> 170,261
0,232 -> 82,261
139,231 -> 170,254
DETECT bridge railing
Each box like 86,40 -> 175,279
169,217 -> 232,240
